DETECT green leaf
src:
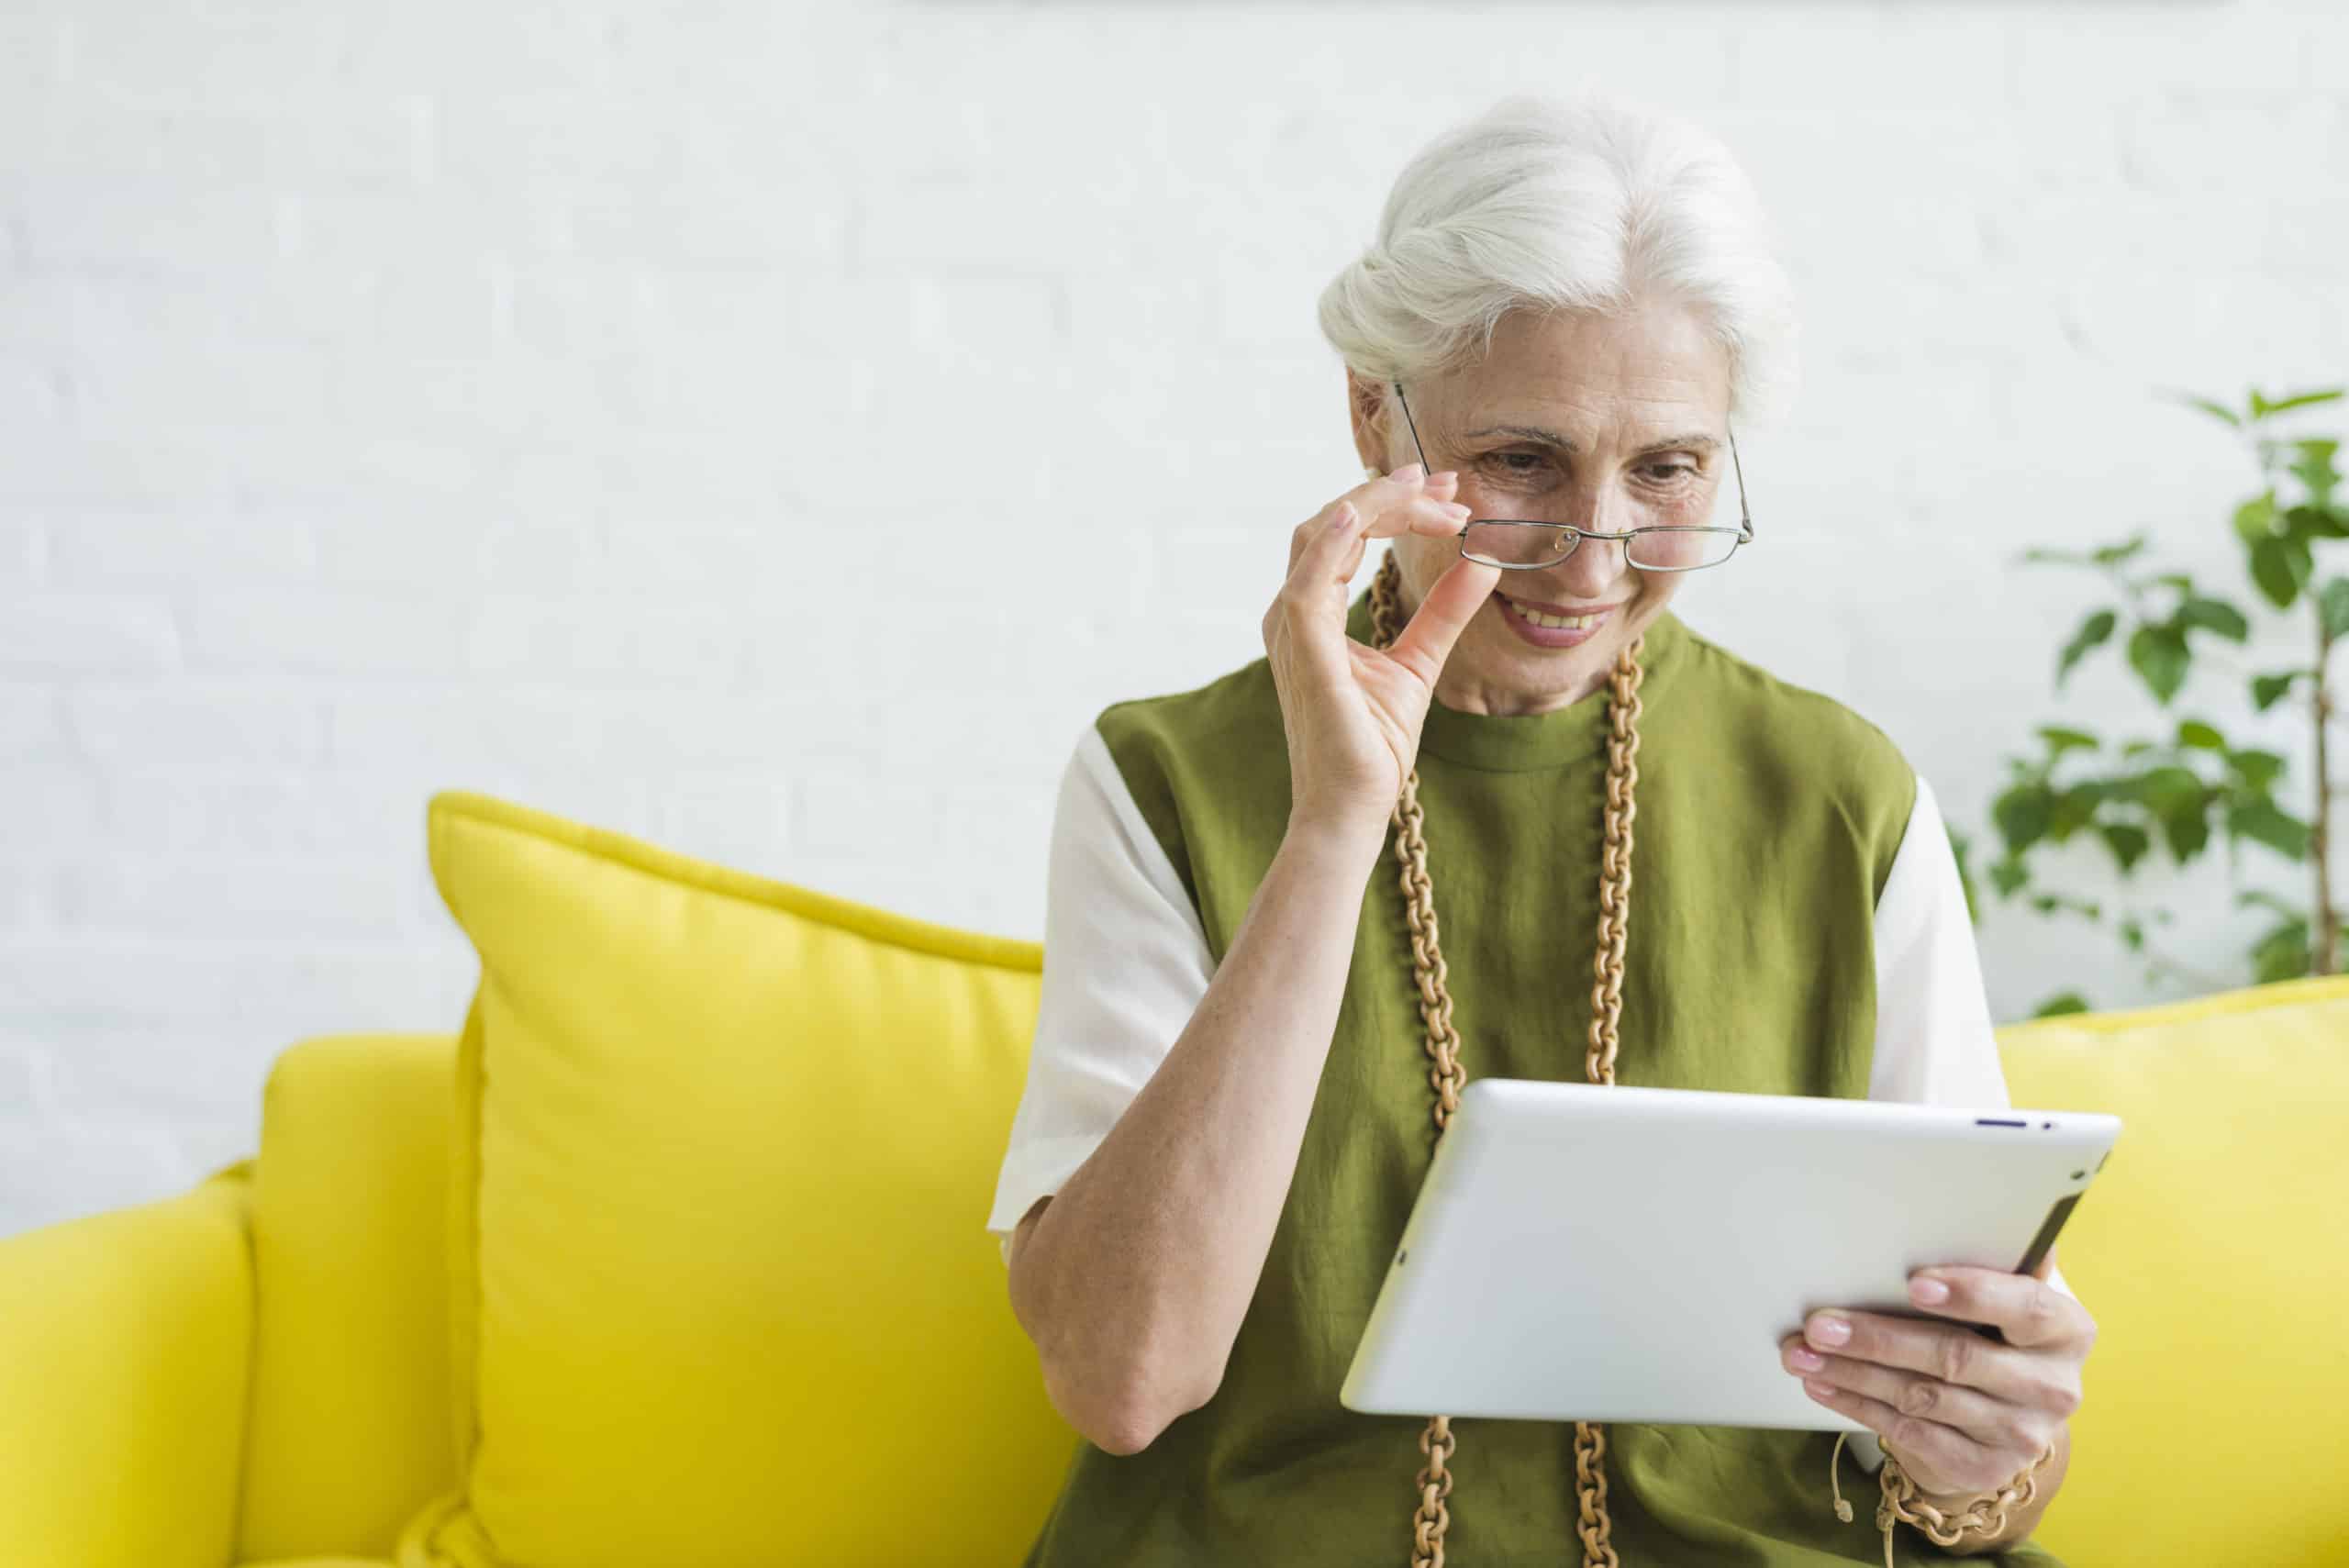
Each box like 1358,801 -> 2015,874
2250,532 -> 2310,608
2120,739 -> 2159,760
2032,992 -> 2092,1018
2176,718 -> 2225,751
2132,764 -> 2206,809
2228,748 -> 2287,792
2099,822 -> 2152,873
2227,798 -> 2311,861
2089,534 -> 2149,567
2179,596 -> 2250,641
2322,578 -> 2349,641
2125,622 -> 2192,705
2036,725 -> 2100,756
2288,502 -> 2349,540
1993,784 -> 2054,852
2251,917 -> 2313,984
2050,783 -> 2103,838
2251,387 -> 2345,419
2118,917 -> 2145,952
2161,807 -> 2210,861
2252,671 -> 2304,712
2291,439 -> 2341,506
2020,547 -> 2090,567
2176,393 -> 2243,428
1989,857 -> 2030,898
2152,573 -> 2196,593
2055,609 -> 2117,687
2234,493 -> 2278,544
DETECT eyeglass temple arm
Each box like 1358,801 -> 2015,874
1728,423 -> 1753,539
1391,379 -> 1433,473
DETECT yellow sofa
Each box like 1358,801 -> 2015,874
5,962 -> 2346,1564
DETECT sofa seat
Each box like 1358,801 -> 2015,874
6,962 -> 2348,1565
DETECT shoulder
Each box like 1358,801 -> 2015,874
1669,618 -> 1921,889
1094,652 -> 1280,782
1085,652 -> 1290,911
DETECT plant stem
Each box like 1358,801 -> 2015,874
2315,606 -> 2338,976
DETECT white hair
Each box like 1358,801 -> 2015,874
1318,94 -> 1799,427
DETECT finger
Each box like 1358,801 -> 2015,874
1288,499 -> 1369,590
1796,1377 -> 2015,1496
1347,462 -> 1459,511
1274,502 -> 1368,669
1781,1338 -> 2053,1456
1355,493 -> 1473,543
1380,552 -> 1501,686
1804,1310 -> 2046,1407
1907,1266 -> 2093,1351
1287,495 -> 1357,575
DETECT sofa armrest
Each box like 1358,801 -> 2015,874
0,1158 -> 255,1568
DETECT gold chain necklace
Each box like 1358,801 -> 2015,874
1367,552 -> 1644,1568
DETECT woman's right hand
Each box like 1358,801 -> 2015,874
1263,462 -> 1504,843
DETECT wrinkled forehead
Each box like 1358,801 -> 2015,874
1414,306 -> 1734,447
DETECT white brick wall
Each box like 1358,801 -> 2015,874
5,0 -> 2345,1236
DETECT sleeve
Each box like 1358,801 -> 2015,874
1865,773 -> 2010,1109
985,721 -> 1216,1260
1853,773 -> 2076,1472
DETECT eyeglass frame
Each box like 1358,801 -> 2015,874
1389,379 -> 1756,573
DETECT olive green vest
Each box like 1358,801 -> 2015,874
1020,588 -> 2064,1567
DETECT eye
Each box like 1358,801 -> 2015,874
1484,450 -> 1550,474
1641,462 -> 1698,484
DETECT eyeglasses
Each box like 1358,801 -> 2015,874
1391,379 -> 1754,573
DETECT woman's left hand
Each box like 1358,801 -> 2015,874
1778,1262 -> 2094,1497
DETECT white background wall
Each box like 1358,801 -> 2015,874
5,0 -> 2344,1236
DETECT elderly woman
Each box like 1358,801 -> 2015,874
986,95 -> 2092,1567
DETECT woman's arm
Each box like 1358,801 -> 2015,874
1003,463 -> 1489,1454
1005,809 -> 1382,1455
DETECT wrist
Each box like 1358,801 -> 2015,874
1281,809 -> 1389,877
1879,1439 -> 2055,1554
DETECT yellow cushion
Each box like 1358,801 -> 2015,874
0,1166 -> 250,1568
396,791 -> 1074,1568
1997,975 -> 2349,1568
240,1035 -> 459,1562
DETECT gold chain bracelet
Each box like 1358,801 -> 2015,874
1830,1431 -> 2055,1567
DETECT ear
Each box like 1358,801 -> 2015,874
1346,370 -> 1392,475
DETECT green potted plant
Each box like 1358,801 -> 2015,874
1959,385 -> 2348,1016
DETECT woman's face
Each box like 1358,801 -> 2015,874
1350,301 -> 1737,717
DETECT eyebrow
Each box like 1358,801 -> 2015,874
1464,424 -> 1721,458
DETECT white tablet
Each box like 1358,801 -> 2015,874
1340,1078 -> 2121,1430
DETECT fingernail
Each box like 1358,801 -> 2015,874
1444,502 -> 1471,517
1789,1346 -> 1825,1373
1809,1314 -> 1852,1348
1393,462 -> 1424,480
1431,469 -> 1458,484
1804,1379 -> 1837,1399
1909,1275 -> 1951,1307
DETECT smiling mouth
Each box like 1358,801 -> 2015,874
1495,591 -> 1623,631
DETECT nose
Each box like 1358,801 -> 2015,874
1543,534 -> 1631,601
